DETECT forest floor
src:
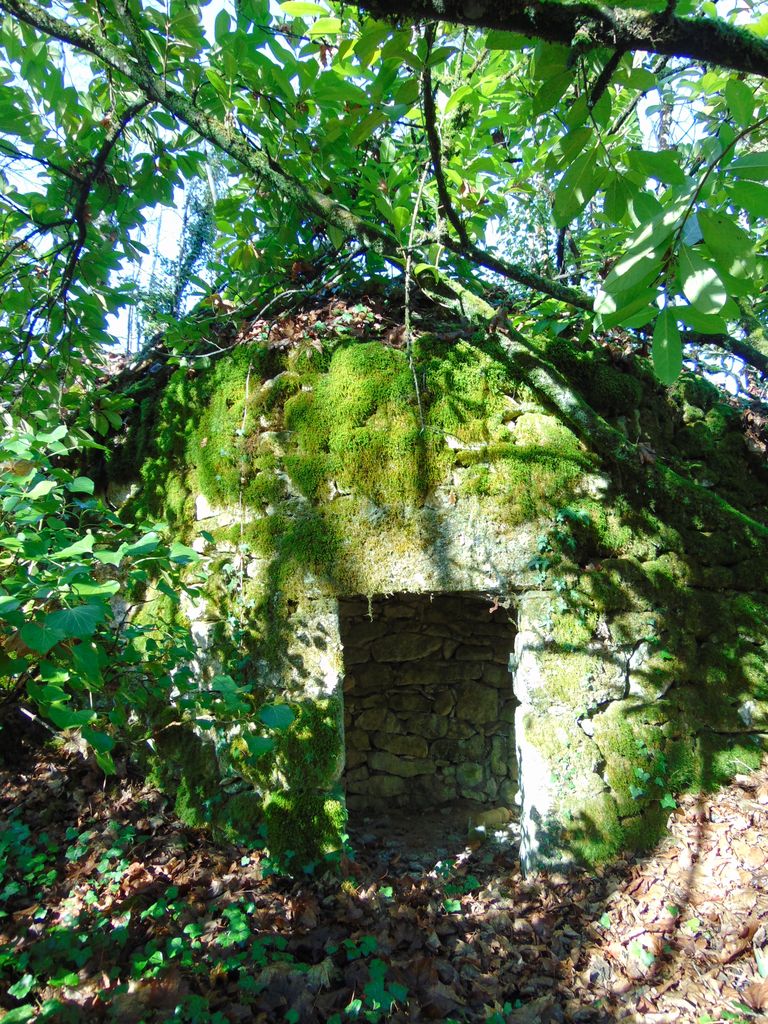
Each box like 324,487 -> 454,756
2,742 -> 768,1024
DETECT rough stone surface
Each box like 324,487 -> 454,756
341,594 -> 518,812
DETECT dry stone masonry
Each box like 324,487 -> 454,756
340,594 -> 518,812
110,304 -> 768,873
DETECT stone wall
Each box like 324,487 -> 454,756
340,594 -> 518,812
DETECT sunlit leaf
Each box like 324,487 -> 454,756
679,245 -> 728,314
730,152 -> 768,181
652,307 -> 683,385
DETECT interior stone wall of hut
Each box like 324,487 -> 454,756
339,594 -> 518,813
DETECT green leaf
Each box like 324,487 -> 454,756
626,148 -> 686,186
45,603 -> 108,639
7,975 -> 36,1000
392,206 -> 410,236
47,705 -> 96,729
0,595 -> 21,615
214,8 -> 230,43
72,642 -> 101,684
443,898 -> 462,913
730,152 -> 768,180
485,30 -> 528,49
727,180 -> 768,218
120,533 -> 160,558
652,308 -> 683,385
679,245 -> 728,314
168,541 -> 200,565
93,548 -> 123,567
94,750 -> 116,774
553,151 -> 602,227
54,533 -> 95,560
444,83 -> 474,114
20,620 -> 67,654
81,726 -> 115,753
532,71 -> 571,115
660,793 -> 677,809
65,476 -> 95,495
0,1006 -> 36,1023
258,703 -> 295,730
280,0 -> 327,13
725,78 -> 753,126
28,479 -> 57,499
307,16 -> 343,37
698,208 -> 755,279
244,734 -> 275,756
348,111 -> 387,147
205,68 -> 228,97
71,579 -> 120,598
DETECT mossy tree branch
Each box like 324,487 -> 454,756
359,0 -> 768,80
0,0 -> 397,254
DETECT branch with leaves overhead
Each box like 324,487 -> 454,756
359,0 -> 768,80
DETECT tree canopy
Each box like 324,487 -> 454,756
1,0 -> 768,747
1,0 -> 768,405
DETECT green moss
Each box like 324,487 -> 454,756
545,337 -> 643,417
566,792 -> 625,865
148,725 -> 220,829
538,649 -> 605,709
699,736 -> 763,789
213,791 -> 264,843
229,699 -> 345,868
264,791 -> 346,867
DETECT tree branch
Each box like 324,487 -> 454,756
359,0 -> 768,80
56,100 -> 147,309
420,33 -> 593,311
0,0 -> 397,255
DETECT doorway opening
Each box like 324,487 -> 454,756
339,593 -> 518,858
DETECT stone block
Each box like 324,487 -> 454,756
343,619 -> 391,645
346,729 -> 371,751
366,776 -> 407,798
398,662 -> 482,686
482,664 -> 512,688
369,752 -> 436,777
355,709 -> 398,731
457,763 -> 484,788
371,632 -> 444,662
456,683 -> 499,723
345,748 -> 367,770
388,693 -> 431,713
446,721 -> 474,739
455,645 -> 494,661
372,733 -> 429,758
491,734 -> 512,775
348,663 -> 393,693
459,736 -> 485,760
383,604 -> 418,619
405,713 -> 448,738
413,777 -> 458,803
433,691 -> 455,716
498,780 -> 518,805
343,648 -> 371,666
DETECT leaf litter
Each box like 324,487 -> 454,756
2,746 -> 768,1023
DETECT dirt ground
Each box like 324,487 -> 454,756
2,741 -> 768,1023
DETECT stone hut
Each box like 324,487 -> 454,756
111,294 -> 768,872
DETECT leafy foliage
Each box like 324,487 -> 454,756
0,422 -> 202,760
